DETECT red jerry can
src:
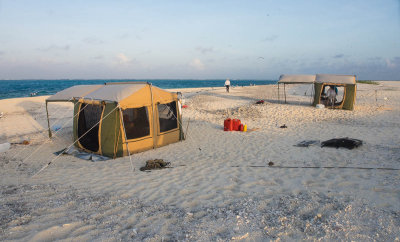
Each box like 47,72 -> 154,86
239,124 -> 244,131
233,119 -> 241,131
224,118 -> 233,131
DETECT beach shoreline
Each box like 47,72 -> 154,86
1,81 -> 399,240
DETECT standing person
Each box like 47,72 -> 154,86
225,79 -> 231,93
326,85 -> 337,107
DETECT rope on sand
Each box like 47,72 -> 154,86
143,164 -> 400,171
230,165 -> 400,171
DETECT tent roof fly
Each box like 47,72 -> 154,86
315,74 -> 356,84
278,74 -> 316,84
83,83 -> 146,102
46,82 -> 148,103
46,85 -> 103,102
278,74 -> 356,84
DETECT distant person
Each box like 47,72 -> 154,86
225,79 -> 231,93
326,85 -> 337,106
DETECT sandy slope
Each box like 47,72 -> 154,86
0,82 -> 399,241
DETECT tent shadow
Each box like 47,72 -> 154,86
274,100 -> 314,107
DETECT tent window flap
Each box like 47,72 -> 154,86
158,101 -> 178,133
122,107 -> 150,140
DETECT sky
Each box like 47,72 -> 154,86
0,0 -> 399,80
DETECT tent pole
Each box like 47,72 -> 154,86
178,99 -> 184,141
113,110 -> 120,159
119,107 -> 134,171
149,84 -> 157,149
278,83 -> 280,103
284,83 -> 287,104
311,84 -> 314,105
46,101 -> 52,138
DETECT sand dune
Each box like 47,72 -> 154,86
1,82 -> 399,240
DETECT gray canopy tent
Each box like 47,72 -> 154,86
277,74 -> 316,103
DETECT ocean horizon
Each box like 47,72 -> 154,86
0,79 -> 277,100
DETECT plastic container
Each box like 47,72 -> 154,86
239,124 -> 244,131
224,118 -> 233,131
233,119 -> 241,131
243,124 -> 247,132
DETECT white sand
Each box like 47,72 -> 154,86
1,82 -> 399,241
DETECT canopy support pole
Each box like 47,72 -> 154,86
284,83 -> 287,104
278,83 -> 280,103
149,84 -> 157,149
46,101 -> 52,138
311,84 -> 315,105
119,107 -> 134,171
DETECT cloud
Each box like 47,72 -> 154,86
368,57 -> 382,61
37,57 -> 68,65
196,46 -> 215,54
118,33 -> 130,39
0,51 -> 4,56
262,35 -> 278,42
189,58 -> 205,70
385,57 -> 400,68
83,37 -> 104,45
284,57 -> 400,80
116,53 -> 132,64
333,54 -> 344,58
93,55 -> 103,60
139,50 -> 152,55
37,45 -> 70,52
117,33 -> 142,40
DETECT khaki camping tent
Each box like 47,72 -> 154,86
312,74 -> 357,110
46,82 -> 183,158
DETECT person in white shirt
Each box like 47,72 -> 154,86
326,85 -> 337,107
225,79 -> 231,93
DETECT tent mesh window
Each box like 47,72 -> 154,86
158,101 -> 178,133
122,107 -> 150,139
320,85 -> 345,107
78,103 -> 103,152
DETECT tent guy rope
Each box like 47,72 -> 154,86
31,105 -> 120,178
11,98 -> 78,162
19,100 -> 87,164
230,165 -> 400,171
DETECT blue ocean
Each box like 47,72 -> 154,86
0,79 -> 277,100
